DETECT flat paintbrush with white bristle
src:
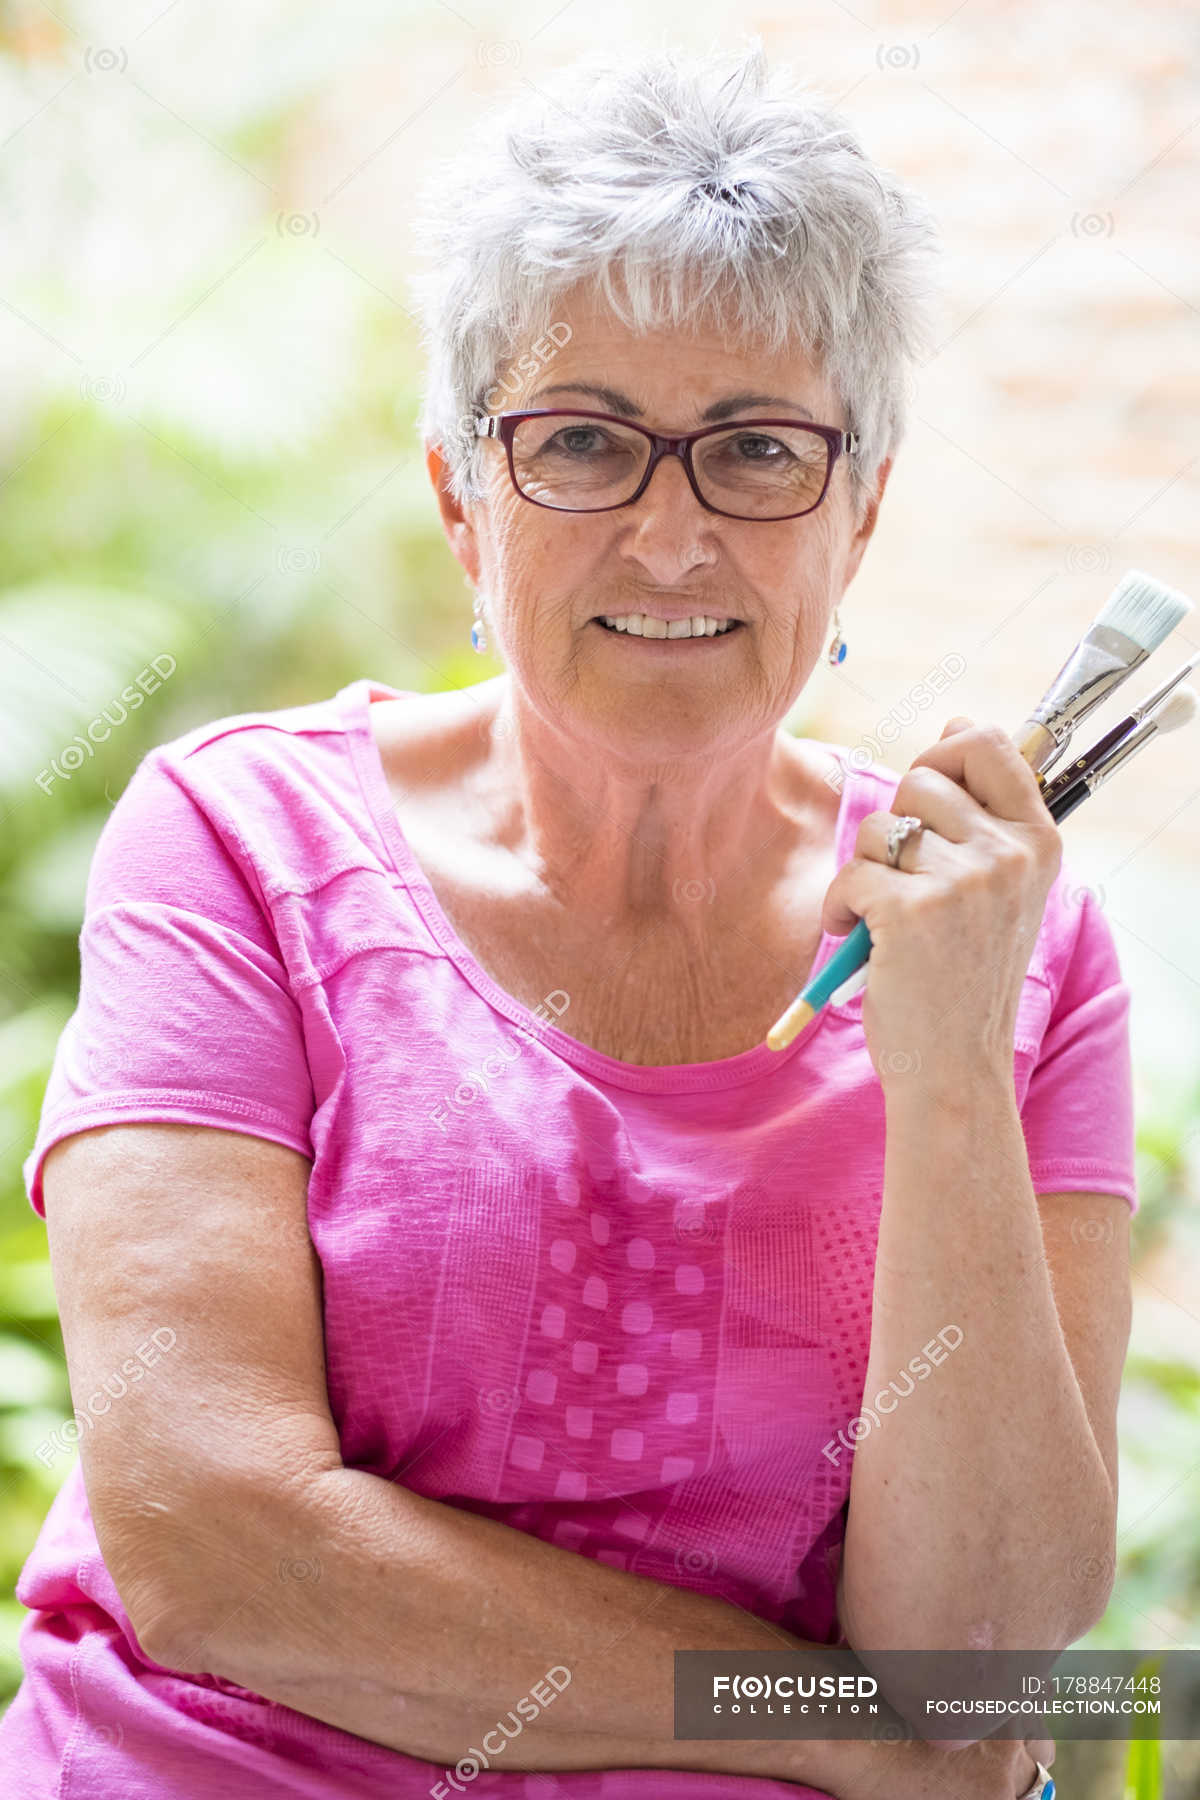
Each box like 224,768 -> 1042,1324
1015,568 -> 1193,780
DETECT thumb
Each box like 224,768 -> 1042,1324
820,878 -> 862,940
941,714 -> 974,737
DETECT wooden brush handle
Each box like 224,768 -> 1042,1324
1013,718 -> 1058,773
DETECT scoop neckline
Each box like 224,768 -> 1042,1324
337,675 -> 862,1094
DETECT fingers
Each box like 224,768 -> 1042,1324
819,843 -> 923,937
873,765 -> 980,848
908,719 -> 1050,827
819,715 -> 1060,938
820,853 -> 880,937
854,809 -> 947,873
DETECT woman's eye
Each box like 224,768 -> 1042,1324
731,433 -> 789,460
552,428 -> 605,454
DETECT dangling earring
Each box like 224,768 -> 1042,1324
470,589 -> 488,655
826,605 -> 847,666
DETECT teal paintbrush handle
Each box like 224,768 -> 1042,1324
800,915 -> 872,1014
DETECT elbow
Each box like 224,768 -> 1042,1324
132,1597 -> 216,1675
1060,1543 -> 1118,1646
838,1502 -> 1119,1657
99,1471 -> 299,1676
98,1449 -> 345,1677
1050,1487 -> 1119,1647
117,1522 -> 242,1675
88,1497 -> 222,1674
838,1550 -> 1119,1741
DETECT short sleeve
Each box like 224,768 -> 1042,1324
23,746 -> 315,1218
1020,884 -> 1138,1213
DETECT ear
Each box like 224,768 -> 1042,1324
842,454 -> 893,586
426,439 -> 483,587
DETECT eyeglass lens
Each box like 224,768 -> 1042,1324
510,413 -> 832,518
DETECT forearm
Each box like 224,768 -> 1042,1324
838,1072 -> 1115,1655
147,1463 -> 864,1792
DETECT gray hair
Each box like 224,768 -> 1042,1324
408,39 -> 945,520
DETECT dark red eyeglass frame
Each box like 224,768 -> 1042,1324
473,408 -> 860,521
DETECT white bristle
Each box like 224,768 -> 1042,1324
1097,569 -> 1193,651
1150,685 -> 1198,734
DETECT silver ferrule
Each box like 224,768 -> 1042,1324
1019,624 -> 1152,775
1129,655 -> 1198,723
1082,712 -> 1161,794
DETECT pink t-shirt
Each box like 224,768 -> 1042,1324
3,677 -> 1138,1799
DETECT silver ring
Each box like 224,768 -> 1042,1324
885,813 -> 924,869
1016,1759 -> 1055,1799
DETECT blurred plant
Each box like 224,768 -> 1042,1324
0,296 -> 494,1722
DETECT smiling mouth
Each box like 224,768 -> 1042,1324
591,615 -> 744,639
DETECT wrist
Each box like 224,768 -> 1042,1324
879,1057 -> 1018,1121
731,1732 -> 870,1797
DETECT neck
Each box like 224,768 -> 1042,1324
478,676 -> 817,931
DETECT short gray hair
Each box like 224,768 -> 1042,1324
409,39 -> 945,519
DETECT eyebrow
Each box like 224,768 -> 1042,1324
529,382 -> 817,423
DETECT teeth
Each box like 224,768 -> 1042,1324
598,614 -> 737,638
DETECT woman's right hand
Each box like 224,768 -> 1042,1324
829,1730 -> 1054,1799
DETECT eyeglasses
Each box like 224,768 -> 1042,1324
474,408 -> 860,522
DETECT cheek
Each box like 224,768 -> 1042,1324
790,511 -> 841,573
494,513 -> 601,605
740,511 -> 839,595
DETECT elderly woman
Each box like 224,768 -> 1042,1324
2,41 -> 1134,1800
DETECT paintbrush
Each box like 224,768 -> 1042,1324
1046,685 -> 1196,823
766,569 -> 1194,1051
1017,568 -> 1193,779
1037,654 -> 1197,806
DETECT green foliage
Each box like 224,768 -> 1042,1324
1125,1737 -> 1164,1800
0,246 -> 494,1718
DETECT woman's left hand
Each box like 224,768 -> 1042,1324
820,717 -> 1064,1093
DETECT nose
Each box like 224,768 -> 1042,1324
619,448 -> 715,583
